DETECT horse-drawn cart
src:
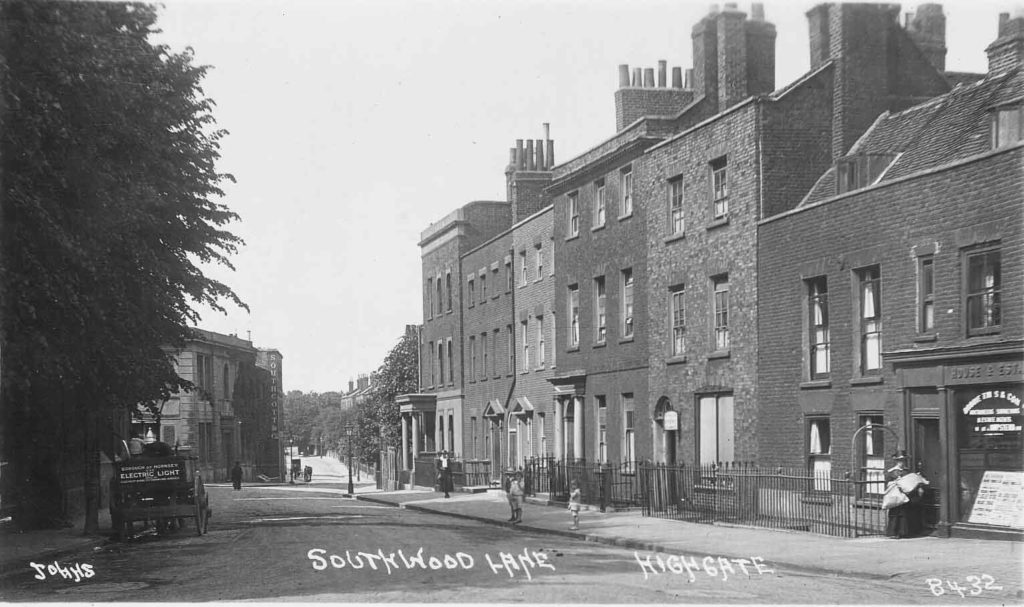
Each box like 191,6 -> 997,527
110,454 -> 211,540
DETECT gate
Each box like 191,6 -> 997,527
377,446 -> 400,491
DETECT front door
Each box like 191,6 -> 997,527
490,422 -> 501,479
913,418 -> 943,531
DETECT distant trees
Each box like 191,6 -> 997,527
0,2 -> 242,529
356,326 -> 418,462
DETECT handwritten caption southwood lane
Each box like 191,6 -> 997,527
308,547 -> 556,580
634,551 -> 775,582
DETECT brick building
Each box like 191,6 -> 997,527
639,2 -> 951,468
757,12 -> 1022,538
398,200 -> 512,470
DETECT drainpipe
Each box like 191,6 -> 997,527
503,247 -> 518,472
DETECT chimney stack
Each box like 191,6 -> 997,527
906,3 -> 947,71
987,11 -> 1024,73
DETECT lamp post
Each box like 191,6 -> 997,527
345,422 -> 354,496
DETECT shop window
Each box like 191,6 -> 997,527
965,248 -> 1001,335
807,417 -> 831,491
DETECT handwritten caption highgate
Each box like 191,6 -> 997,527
633,551 -> 775,582
308,547 -> 556,580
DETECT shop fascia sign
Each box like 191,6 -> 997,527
963,390 -> 1023,435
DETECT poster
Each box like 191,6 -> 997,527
967,470 -> 1024,528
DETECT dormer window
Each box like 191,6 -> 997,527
992,104 -> 1023,149
835,153 -> 897,195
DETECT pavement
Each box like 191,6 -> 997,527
3,455 -> 1023,600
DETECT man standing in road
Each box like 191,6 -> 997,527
436,450 -> 454,498
231,461 -> 243,491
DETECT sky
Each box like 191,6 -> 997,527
152,0 -> 1004,394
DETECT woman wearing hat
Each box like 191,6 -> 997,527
884,450 -> 928,538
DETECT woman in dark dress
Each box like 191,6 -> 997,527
885,452 -> 928,538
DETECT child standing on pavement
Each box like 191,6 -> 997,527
568,480 -> 581,530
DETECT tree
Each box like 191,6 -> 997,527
0,2 -> 244,530
357,326 -> 418,462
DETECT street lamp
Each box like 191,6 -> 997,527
345,422 -> 354,496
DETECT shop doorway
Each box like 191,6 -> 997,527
913,418 -> 943,531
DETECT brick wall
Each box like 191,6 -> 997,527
641,104 -> 761,465
511,208 -> 556,461
461,231 -> 514,460
757,146 -> 1024,471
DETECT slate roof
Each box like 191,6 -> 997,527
800,68 -> 1022,206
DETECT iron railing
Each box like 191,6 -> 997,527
522,457 -> 645,510
411,454 -> 492,489
639,462 -> 888,538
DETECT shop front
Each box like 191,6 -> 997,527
891,344 -> 1023,540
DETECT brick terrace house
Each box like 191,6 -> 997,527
640,2 -> 951,468
398,201 -> 512,470
757,12 -> 1022,539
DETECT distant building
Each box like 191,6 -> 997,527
143,330 -> 282,482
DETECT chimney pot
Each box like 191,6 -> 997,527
658,60 -> 667,87
709,3 -> 719,14
751,3 -> 764,20
672,66 -> 683,88
508,147 -> 516,167
632,67 -> 642,86
543,122 -> 550,142
516,139 -> 524,170
535,139 -> 544,170
546,139 -> 555,169
724,2 -> 737,9
618,64 -> 630,87
526,139 -> 535,170
685,68 -> 694,89
643,67 -> 655,87
999,12 -> 1010,35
